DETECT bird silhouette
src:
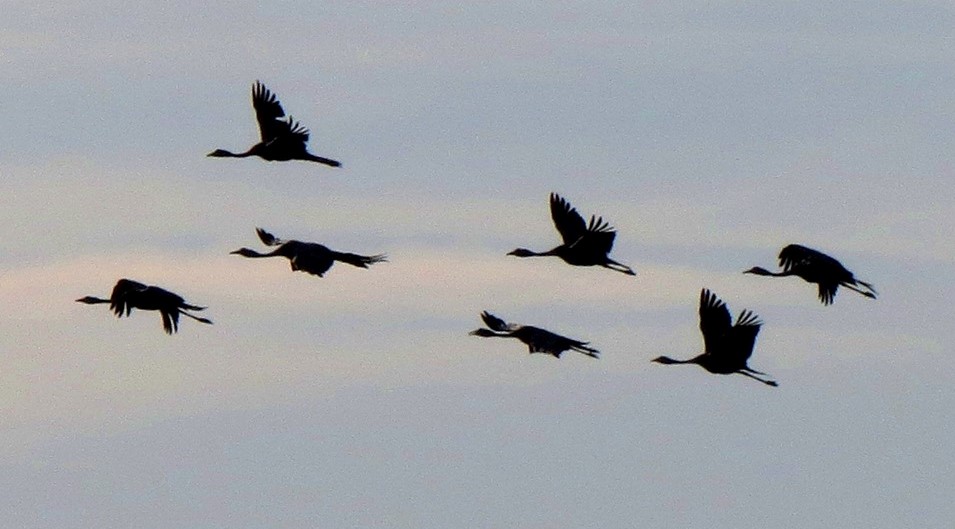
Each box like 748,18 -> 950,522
76,279 -> 212,334
207,81 -> 341,167
469,311 -> 599,359
744,244 -> 877,305
231,228 -> 387,277
652,289 -> 777,387
508,193 -> 635,276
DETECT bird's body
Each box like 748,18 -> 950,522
231,228 -> 386,277
76,279 -> 212,334
652,289 -> 776,387
508,193 -> 635,276
745,244 -> 876,305
208,81 -> 341,167
469,311 -> 599,359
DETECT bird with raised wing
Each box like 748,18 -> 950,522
231,227 -> 387,277
207,80 -> 341,167
744,244 -> 876,305
76,279 -> 212,334
469,311 -> 599,359
508,193 -> 635,276
652,289 -> 777,387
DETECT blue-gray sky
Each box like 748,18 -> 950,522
2,2 -> 953,528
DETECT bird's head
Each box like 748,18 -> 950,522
507,248 -> 536,258
206,149 -> 233,158
469,328 -> 497,337
229,248 -> 260,257
743,266 -> 772,276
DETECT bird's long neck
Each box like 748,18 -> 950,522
77,296 -> 111,304
211,149 -> 254,158
231,248 -> 284,258
509,247 -> 558,258
652,355 -> 697,365
746,267 -> 790,277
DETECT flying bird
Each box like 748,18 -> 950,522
508,193 -> 635,276
231,227 -> 387,277
469,311 -> 599,359
744,244 -> 877,305
652,289 -> 777,387
76,279 -> 212,334
207,80 -> 341,167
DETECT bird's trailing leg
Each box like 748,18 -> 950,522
179,310 -> 213,325
842,282 -> 877,299
604,259 -> 636,276
571,344 -> 600,359
738,370 -> 778,387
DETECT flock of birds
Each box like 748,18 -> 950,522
76,81 -> 878,388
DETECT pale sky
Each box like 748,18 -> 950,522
2,2 -> 954,528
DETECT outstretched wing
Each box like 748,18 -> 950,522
698,288 -> 732,356
568,215 -> 617,255
110,278 -> 148,318
728,309 -> 762,362
252,81 -> 311,147
255,227 -> 284,247
480,311 -> 517,332
778,244 -> 842,273
521,327 -> 565,356
160,310 -> 180,335
268,116 -> 311,149
779,244 -> 850,305
252,81 -> 287,142
519,327 -> 598,358
549,193 -> 588,245
816,283 -> 838,305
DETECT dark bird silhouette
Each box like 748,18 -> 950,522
76,279 -> 212,334
508,193 -> 635,276
652,289 -> 777,387
744,244 -> 877,305
231,227 -> 387,277
207,81 -> 341,167
469,311 -> 599,359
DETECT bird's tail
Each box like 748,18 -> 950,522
334,252 -> 388,269
180,303 -> 206,312
305,153 -> 342,167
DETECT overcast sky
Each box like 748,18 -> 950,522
1,2 -> 953,528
